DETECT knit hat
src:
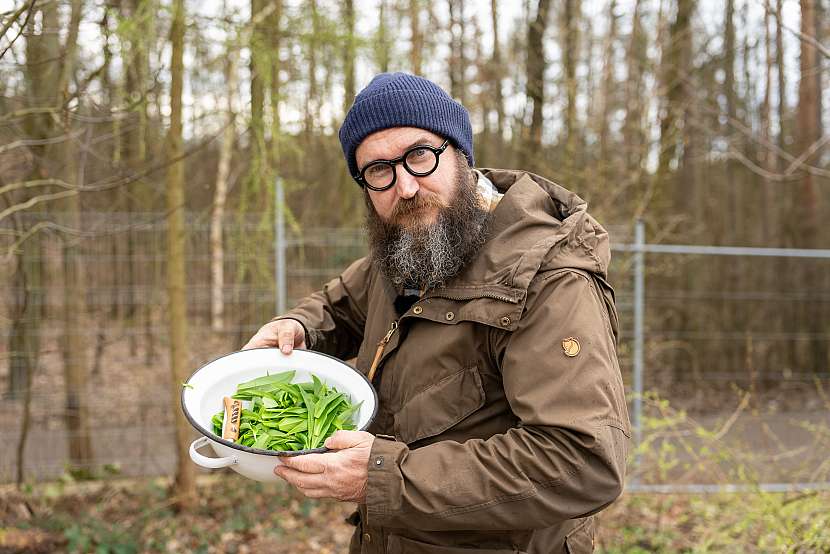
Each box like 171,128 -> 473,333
339,72 -> 474,181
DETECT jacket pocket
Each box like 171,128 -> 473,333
564,516 -> 596,554
387,534 -> 524,553
393,365 -> 485,445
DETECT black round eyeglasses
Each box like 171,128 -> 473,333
354,140 -> 450,192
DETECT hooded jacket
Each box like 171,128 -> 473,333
280,169 -> 631,553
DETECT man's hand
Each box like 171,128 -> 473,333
274,430 -> 375,502
242,319 -> 306,354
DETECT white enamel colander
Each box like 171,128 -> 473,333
181,348 -> 377,482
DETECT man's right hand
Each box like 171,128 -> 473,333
242,319 -> 306,354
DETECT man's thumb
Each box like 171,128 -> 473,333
324,430 -> 366,450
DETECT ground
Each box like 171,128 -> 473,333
1,473 -> 828,553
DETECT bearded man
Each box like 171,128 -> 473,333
243,73 -> 631,554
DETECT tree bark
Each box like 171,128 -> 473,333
562,0 -> 580,170
376,0 -> 390,72
775,0 -> 787,159
166,0 -> 195,509
652,0 -> 693,220
446,0 -> 467,104
490,0 -> 505,141
342,0 -> 356,114
524,0 -> 551,170
211,49 -> 237,332
796,0 -> 821,247
724,0 -> 738,242
410,0 -> 423,75
60,0 -> 94,475
622,0 -> 647,191
598,0 -> 618,185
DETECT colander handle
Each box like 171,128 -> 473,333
189,436 -> 237,469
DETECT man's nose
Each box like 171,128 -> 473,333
395,165 -> 419,199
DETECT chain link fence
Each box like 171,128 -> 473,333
1,213 -> 828,492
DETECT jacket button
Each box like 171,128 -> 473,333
445,311 -> 455,321
363,533 -> 372,543
374,456 -> 383,466
500,316 -> 511,326
413,306 -> 423,315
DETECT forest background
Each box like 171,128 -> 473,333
1,0 -> 829,552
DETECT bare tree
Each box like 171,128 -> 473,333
562,0 -> 581,172
524,0 -> 551,170
447,0 -> 467,103
166,0 -> 195,509
342,0 -> 356,113
410,0 -> 423,75
211,45 -> 238,332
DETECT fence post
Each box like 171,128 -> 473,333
633,219 -> 645,471
275,176 -> 286,316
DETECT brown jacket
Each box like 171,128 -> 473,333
281,169 -> 631,553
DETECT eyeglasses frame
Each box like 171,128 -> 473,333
353,139 -> 450,192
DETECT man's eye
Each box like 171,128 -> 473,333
366,164 -> 391,177
410,148 -> 428,158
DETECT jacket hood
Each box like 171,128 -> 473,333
450,168 -> 611,294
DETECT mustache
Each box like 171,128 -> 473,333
390,191 -> 448,223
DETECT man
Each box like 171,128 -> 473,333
243,72 -> 631,554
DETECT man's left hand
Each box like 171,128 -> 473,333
274,430 -> 375,502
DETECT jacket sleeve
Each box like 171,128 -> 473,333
364,269 -> 631,531
273,256 -> 372,360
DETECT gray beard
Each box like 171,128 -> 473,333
366,160 -> 489,290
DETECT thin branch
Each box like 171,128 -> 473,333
711,391 -> 751,441
1,119 -> 228,201
0,128 -> 85,155
0,2 -> 30,39
1,220 -> 55,261
0,106 -> 61,124
766,3 -> 830,59
0,0 -> 36,61
0,189 -> 77,223
783,134 -> 830,176
724,148 -> 798,182
0,177 -> 76,196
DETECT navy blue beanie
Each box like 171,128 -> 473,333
339,72 -> 474,181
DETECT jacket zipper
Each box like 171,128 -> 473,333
367,320 -> 398,383
427,290 -> 519,303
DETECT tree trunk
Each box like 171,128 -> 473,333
376,0 -> 390,72
447,0 -> 467,103
524,0 -> 551,170
724,0 -> 738,243
598,0 -> 618,187
796,0 -> 824,373
652,0 -> 693,220
166,0 -> 195,509
60,0 -> 94,476
622,0 -> 647,203
490,0 -> 505,141
760,5 -> 776,246
562,0 -> 580,172
342,0 -> 356,113
12,237 -> 41,487
410,0 -> 423,75
774,0 -> 787,159
796,0 -> 821,247
211,50 -> 237,332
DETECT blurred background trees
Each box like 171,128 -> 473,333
0,0 -> 827,490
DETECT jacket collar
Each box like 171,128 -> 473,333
426,169 -> 611,303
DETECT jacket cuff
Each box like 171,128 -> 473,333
269,315 -> 317,349
364,436 -> 408,528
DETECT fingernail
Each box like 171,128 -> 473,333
281,345 -> 290,354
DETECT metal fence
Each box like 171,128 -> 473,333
1,211 -> 828,493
